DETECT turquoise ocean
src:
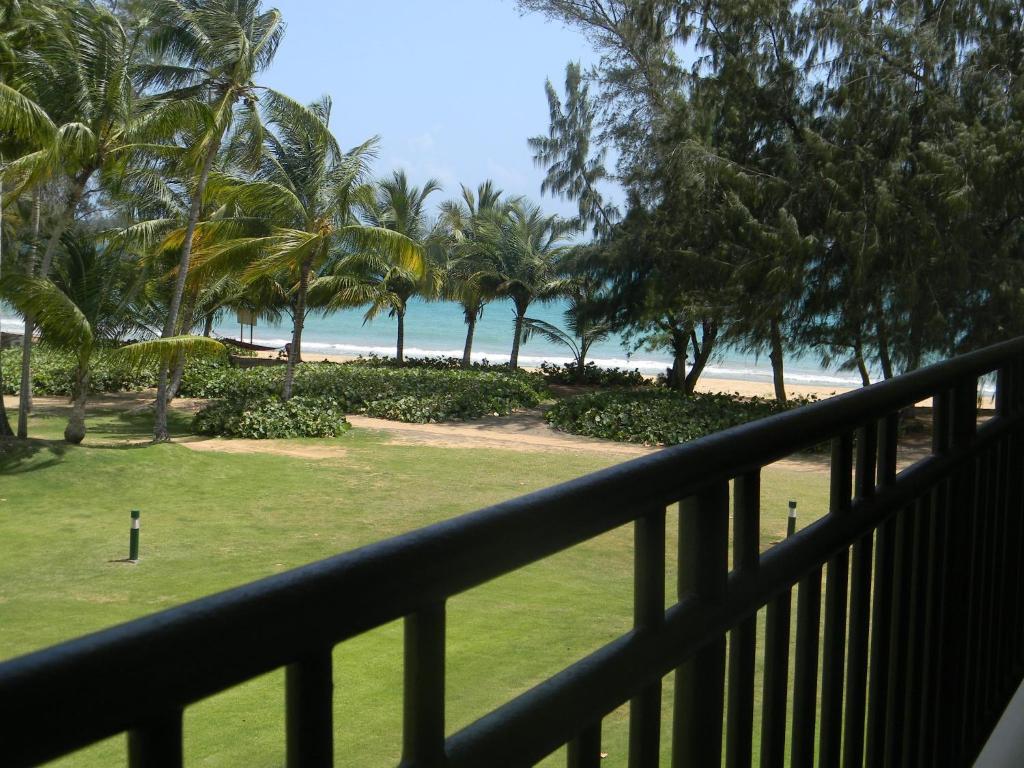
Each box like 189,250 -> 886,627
2,298 -> 867,388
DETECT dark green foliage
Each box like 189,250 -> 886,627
1,347 -> 155,396
539,361 -> 647,387
193,396 -> 351,439
546,390 -> 816,446
188,362 -> 546,436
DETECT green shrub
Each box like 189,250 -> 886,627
189,362 -> 546,436
545,389 -> 816,446
193,395 -> 351,439
539,361 -> 649,387
1,347 -> 156,396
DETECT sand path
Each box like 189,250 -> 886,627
3,391 -> 936,471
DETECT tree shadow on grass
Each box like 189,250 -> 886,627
0,438 -> 69,474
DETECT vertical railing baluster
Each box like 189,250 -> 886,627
629,504 -> 666,768
819,433 -> 853,767
921,391 -> 952,762
843,422 -> 876,768
759,499 -> 794,768
936,379 -> 978,763
127,709 -> 184,768
865,411 -> 899,764
672,483 -> 729,768
401,603 -> 446,768
790,566 -> 821,768
899,495 -> 930,765
285,647 -> 334,768
883,502 -> 914,766
726,471 -> 760,768
567,722 -> 603,768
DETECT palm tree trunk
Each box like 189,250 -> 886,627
202,313 -> 215,337
0,362 -> 12,437
510,310 -> 526,370
462,309 -> 476,369
16,192 -> 41,438
18,174 -> 90,438
283,259 -> 311,401
396,307 -> 406,366
63,364 -> 89,445
769,317 -> 787,404
0,176 -> 11,437
154,136 -> 222,441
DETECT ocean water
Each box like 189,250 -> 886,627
1,297 -> 866,388
211,298 -> 867,389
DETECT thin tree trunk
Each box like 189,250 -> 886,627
876,313 -> 894,380
667,326 -> 689,392
853,336 -> 871,387
16,193 -> 41,438
0,176 -> 11,437
63,364 -> 89,444
684,320 -> 717,394
154,137 -> 222,441
510,309 -> 526,369
167,290 -> 198,401
576,344 -> 588,383
769,317 -> 787,404
462,309 -> 476,369
396,306 -> 406,366
282,259 -> 311,401
18,175 -> 90,438
202,313 -> 214,337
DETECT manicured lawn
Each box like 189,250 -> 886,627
0,405 -> 830,766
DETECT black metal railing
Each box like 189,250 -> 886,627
4,338 -> 1024,767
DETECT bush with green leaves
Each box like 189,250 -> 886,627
539,361 -> 649,387
189,362 -> 546,436
193,395 -> 351,439
545,389 -> 817,446
1,347 -> 156,396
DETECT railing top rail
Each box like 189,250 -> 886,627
2,335 -> 1022,763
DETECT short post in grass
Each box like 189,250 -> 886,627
129,510 -> 140,563
787,500 -> 797,538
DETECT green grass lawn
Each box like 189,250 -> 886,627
1,404 -> 830,767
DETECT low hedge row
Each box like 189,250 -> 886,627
545,389 -> 816,446
1,347 -> 156,395
538,361 -> 648,387
189,362 -> 547,437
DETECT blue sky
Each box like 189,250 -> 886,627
260,0 -> 609,221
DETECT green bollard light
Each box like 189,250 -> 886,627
787,500 -> 797,538
129,510 -> 140,563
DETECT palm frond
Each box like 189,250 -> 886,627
112,335 -> 225,369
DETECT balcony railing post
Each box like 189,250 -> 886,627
819,433 -> 853,767
126,709 -> 183,768
725,471 -> 760,768
567,722 -> 602,768
672,482 -> 729,768
936,378 -> 979,762
864,411 -> 900,763
842,421 -> 876,768
628,504 -> 666,768
401,602 -> 447,768
285,647 -> 334,768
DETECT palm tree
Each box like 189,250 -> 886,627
334,170 -> 442,366
194,99 -> 422,398
480,200 -> 577,369
440,180 -> 504,368
0,230 -> 219,443
522,252 -> 614,380
0,2 -> 141,438
141,0 -> 286,440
